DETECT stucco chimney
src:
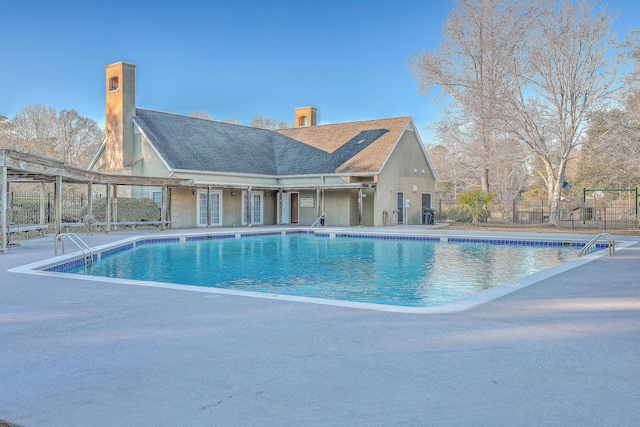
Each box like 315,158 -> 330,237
294,106 -> 317,127
104,62 -> 136,171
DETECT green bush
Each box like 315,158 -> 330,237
81,198 -> 160,222
447,206 -> 491,223
456,190 -> 494,223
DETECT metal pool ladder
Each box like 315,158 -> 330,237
54,233 -> 94,267
580,232 -> 615,257
309,213 -> 326,229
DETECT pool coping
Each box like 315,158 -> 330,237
8,228 -> 635,314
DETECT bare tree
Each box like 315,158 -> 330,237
218,117 -> 243,125
502,0 -> 628,225
7,104 -> 104,168
574,92 -> 640,190
250,116 -> 291,130
189,111 -> 212,120
410,0 -> 534,193
11,103 -> 58,157
0,115 -> 12,146
55,109 -> 105,167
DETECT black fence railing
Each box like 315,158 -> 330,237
435,198 -> 638,230
3,192 -> 97,226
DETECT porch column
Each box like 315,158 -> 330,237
105,184 -> 111,233
358,187 -> 363,226
316,188 -> 321,219
245,186 -> 252,226
277,190 -> 283,225
207,187 -> 212,228
1,164 -> 7,254
54,175 -> 62,236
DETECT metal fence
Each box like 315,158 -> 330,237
434,198 -> 639,230
3,191 -> 94,226
4,191 -> 639,231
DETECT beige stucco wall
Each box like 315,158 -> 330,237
170,188 -> 197,228
375,130 -> 435,226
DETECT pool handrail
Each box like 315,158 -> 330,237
309,213 -> 326,229
580,232 -> 615,257
54,233 -> 94,267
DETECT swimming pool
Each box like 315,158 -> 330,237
50,231 -> 588,308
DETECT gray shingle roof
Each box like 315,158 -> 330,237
134,109 -> 408,176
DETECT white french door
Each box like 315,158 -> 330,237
241,190 -> 263,225
197,190 -> 222,226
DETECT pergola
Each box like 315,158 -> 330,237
1,148 -> 194,254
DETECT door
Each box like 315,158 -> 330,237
241,190 -> 263,225
197,190 -> 222,226
397,192 -> 404,225
290,192 -> 299,224
421,193 -> 432,210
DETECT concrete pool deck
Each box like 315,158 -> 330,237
1,226 -> 639,426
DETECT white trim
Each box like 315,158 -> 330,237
87,139 -> 106,170
132,118 -> 173,173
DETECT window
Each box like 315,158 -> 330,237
298,116 -> 308,127
109,76 -> 119,92
150,190 -> 162,207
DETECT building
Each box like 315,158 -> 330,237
89,62 -> 437,228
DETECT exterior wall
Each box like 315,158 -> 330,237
294,190 -> 319,225
222,190 -> 243,227
376,130 -> 436,226
361,188 -> 375,226
263,191 -> 277,225
170,188 -> 197,228
322,191 -> 352,227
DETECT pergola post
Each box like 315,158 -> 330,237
1,164 -> 7,254
39,183 -> 45,225
87,183 -> 93,217
105,184 -> 111,233
54,175 -> 62,236
112,185 -> 118,230
161,185 -> 167,231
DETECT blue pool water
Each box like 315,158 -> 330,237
58,233 -> 581,307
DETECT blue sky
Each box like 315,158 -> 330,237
1,0 -> 639,142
